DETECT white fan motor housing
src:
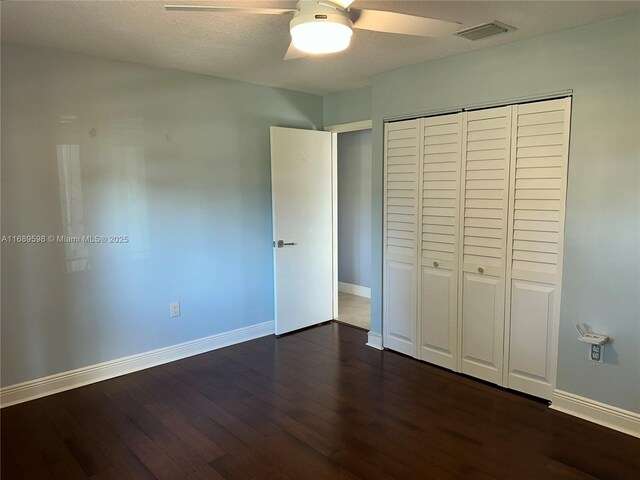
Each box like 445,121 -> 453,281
290,2 -> 353,31
289,2 -> 353,54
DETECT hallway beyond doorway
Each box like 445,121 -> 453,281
337,291 -> 370,330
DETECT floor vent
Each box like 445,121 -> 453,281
456,21 -> 515,41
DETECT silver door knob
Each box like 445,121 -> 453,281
433,261 -> 439,268
478,267 -> 484,274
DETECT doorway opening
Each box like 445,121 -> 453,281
335,127 -> 372,330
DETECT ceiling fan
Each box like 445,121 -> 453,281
165,1 -> 461,59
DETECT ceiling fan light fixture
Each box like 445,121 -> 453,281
291,21 -> 353,54
291,14 -> 353,54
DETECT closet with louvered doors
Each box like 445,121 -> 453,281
382,97 -> 571,401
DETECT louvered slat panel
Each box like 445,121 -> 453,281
388,197 -> 416,207
466,199 -> 503,209
388,127 -> 417,140
514,210 -> 559,222
422,223 -> 455,235
515,167 -> 562,179
424,191 -> 457,200
466,127 -> 507,141
465,236 -> 503,248
510,99 -> 570,281
388,146 -> 417,157
385,120 -> 419,259
388,163 -> 416,173
384,119 -> 420,357
464,226 -> 502,238
516,156 -> 564,168
464,217 -> 502,229
515,189 -> 561,200
424,133 -> 458,145
421,114 -> 462,265
387,155 -> 416,166
517,122 -> 564,137
462,107 -> 511,273
505,97 -> 571,400
424,180 -> 457,190
464,189 -> 504,199
388,229 -> 414,240
459,106 -> 512,386
424,162 -> 457,172
513,229 -> 558,243
424,215 -> 455,226
466,159 -> 505,170
418,113 -> 462,370
388,172 -> 415,182
423,198 -> 457,208
388,137 -> 417,149
423,152 -> 460,163
467,149 -> 507,161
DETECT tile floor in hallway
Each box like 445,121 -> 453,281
337,292 -> 371,330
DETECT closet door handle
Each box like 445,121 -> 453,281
477,267 -> 484,274
433,261 -> 439,268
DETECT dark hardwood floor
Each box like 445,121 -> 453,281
2,322 -> 639,480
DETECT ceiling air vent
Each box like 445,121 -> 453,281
456,21 -> 515,41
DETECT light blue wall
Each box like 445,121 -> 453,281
338,130 -> 372,288
1,44 -> 323,387
326,13 -> 640,412
323,86 -> 372,126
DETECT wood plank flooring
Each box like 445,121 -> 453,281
2,323 -> 639,480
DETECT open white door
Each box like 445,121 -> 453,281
270,127 -> 336,335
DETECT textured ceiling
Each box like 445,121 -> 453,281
2,1 -> 639,95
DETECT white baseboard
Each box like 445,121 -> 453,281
550,389 -> 640,438
338,282 -> 371,298
366,331 -> 383,350
1,321 -> 275,408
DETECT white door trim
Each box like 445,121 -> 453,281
324,119 -> 372,133
330,124 -> 373,330
331,132 -> 339,319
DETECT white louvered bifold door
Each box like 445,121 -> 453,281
504,98 -> 571,399
418,113 -> 462,369
459,106 -> 513,385
383,119 -> 420,356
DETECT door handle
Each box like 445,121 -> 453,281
276,240 -> 296,248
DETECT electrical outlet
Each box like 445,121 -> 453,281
170,301 -> 180,318
589,343 -> 603,363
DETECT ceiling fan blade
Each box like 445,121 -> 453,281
330,0 -> 355,8
164,5 -> 297,15
351,8 -> 460,37
284,42 -> 306,60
